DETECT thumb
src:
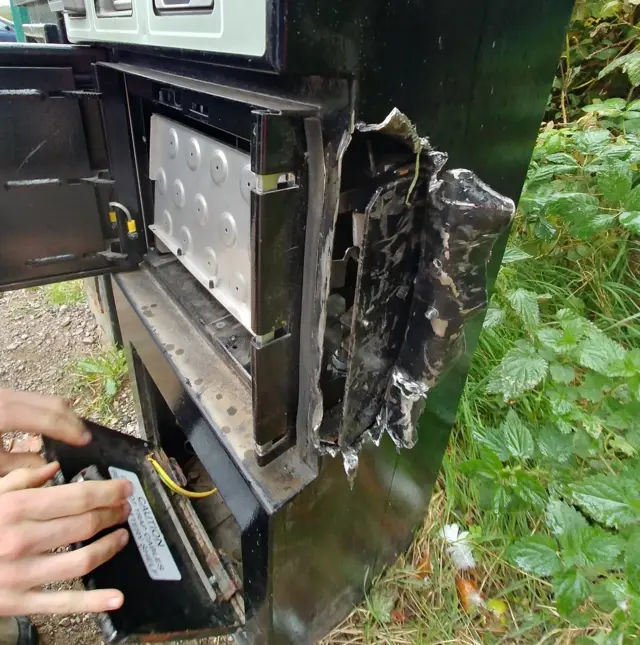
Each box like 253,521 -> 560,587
0,462 -> 60,494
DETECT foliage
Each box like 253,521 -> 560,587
44,280 -> 86,307
444,2 -> 640,642
71,347 -> 128,421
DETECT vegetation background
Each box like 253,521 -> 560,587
328,1 -> 640,643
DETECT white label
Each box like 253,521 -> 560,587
108,467 -> 182,582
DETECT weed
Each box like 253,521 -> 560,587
45,281 -> 85,307
71,346 -> 128,422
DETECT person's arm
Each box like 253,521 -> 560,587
0,390 -> 131,615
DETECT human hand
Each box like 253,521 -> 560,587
0,389 -> 91,475
0,462 -> 131,615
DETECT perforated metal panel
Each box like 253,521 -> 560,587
148,114 -> 255,332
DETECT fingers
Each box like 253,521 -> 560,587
0,450 -> 45,476
0,389 -> 90,446
0,588 -> 125,615
2,479 -> 132,522
0,529 -> 129,591
0,505 -> 130,558
0,463 -> 60,494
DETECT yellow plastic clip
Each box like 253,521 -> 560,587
147,455 -> 217,499
108,210 -> 117,226
127,220 -> 137,235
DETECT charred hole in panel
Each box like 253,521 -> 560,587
316,129 -> 423,448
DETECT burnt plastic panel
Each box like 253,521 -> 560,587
42,421 -> 239,643
0,45 -> 136,290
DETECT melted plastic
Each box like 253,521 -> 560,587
310,109 -> 515,483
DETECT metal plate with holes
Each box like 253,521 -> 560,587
149,114 -> 255,333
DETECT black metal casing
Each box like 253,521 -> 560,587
0,1 -> 575,643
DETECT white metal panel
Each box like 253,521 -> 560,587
149,114 -> 255,332
64,0 -> 267,57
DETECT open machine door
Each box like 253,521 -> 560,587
0,44 -> 141,291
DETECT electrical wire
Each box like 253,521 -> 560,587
146,455 -> 217,499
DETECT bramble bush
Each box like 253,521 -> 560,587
451,1 -> 640,642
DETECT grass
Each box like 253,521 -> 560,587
44,280 -> 86,307
70,346 -> 128,422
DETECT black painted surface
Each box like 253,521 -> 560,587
0,47 -> 136,289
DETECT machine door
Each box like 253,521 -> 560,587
0,44 -> 139,291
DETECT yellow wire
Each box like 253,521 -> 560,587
147,455 -> 217,499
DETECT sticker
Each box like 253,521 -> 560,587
108,466 -> 182,581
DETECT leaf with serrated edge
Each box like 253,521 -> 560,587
486,343 -> 548,401
578,332 -> 626,376
546,499 -> 588,536
596,161 -> 633,204
507,535 -> 562,577
501,409 -> 534,459
570,474 -> 639,528
502,247 -> 533,264
549,363 -> 576,384
483,305 -> 505,330
620,211 -> 640,235
538,328 -> 567,353
624,184 -> 640,211
553,569 -> 591,616
507,288 -> 540,329
536,425 -> 574,463
581,528 -> 624,568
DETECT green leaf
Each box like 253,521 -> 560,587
459,448 -> 502,480
626,529 -> 640,593
579,372 -> 612,403
368,586 -> 396,624
486,342 -> 548,401
592,578 -> 628,613
581,528 -> 625,568
76,361 -> 103,374
546,499 -> 588,536
573,129 -> 612,156
578,332 -> 626,376
105,377 -> 117,397
607,348 -> 640,378
537,328 -> 567,353
514,472 -> 547,508
629,56 -> 640,87
598,51 -> 640,87
623,184 -> 640,211
553,568 -> 591,616
483,305 -> 505,330
536,424 -> 574,463
507,288 -> 540,329
533,217 -> 557,240
550,363 -> 576,384
500,410 -> 534,460
546,152 -> 580,166
502,247 -> 533,264
620,211 -> 640,235
546,192 -> 599,222
570,474 -> 640,528
507,535 -> 562,577
597,162 -> 633,204
474,427 -> 510,462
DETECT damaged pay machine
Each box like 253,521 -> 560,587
0,0 -> 575,642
